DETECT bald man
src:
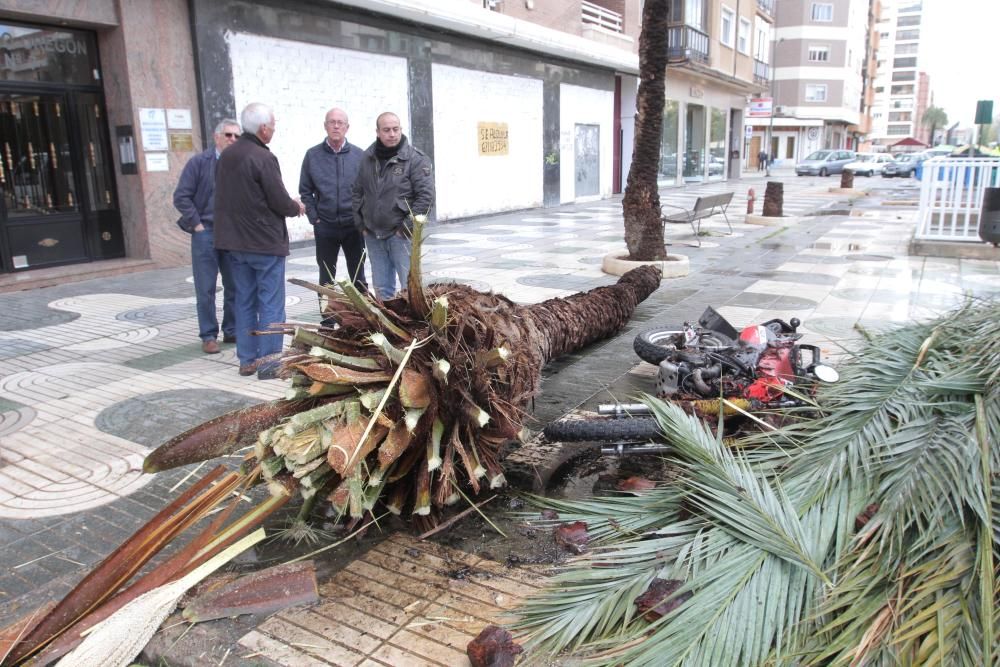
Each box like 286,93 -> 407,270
299,107 -> 367,291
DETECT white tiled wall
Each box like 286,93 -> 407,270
431,63 -> 543,220
226,31 -> 409,241
559,83 -> 614,203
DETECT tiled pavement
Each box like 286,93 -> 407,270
1,170 -> 998,664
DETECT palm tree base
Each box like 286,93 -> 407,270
602,251 -> 689,279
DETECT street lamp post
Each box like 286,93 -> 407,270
764,5 -> 778,177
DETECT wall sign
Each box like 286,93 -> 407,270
478,122 -> 509,156
145,152 -> 169,172
169,132 -> 194,151
138,107 -> 168,151
166,108 -> 192,130
748,98 -> 772,118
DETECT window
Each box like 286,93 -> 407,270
892,70 -> 916,82
738,17 -> 750,53
875,86 -> 885,93
685,0 -> 706,30
897,15 -> 921,27
880,31 -> 889,38
754,18 -> 770,61
896,29 -> 920,40
805,84 -> 828,102
895,43 -> 918,55
887,125 -> 910,135
889,111 -> 912,122
893,57 -> 917,68
720,6 -> 734,47
808,46 -> 830,62
811,3 -> 833,22
891,84 -> 915,95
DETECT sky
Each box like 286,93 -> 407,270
921,0 -> 1000,127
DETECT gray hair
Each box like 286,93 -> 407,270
240,103 -> 274,134
214,118 -> 240,134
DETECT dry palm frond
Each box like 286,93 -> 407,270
512,297 -> 1000,666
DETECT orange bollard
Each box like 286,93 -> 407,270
746,187 -> 756,214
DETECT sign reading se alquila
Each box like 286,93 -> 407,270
478,122 -> 508,156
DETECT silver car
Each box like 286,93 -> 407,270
795,149 -> 857,177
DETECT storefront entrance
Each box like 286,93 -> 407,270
0,21 -> 123,273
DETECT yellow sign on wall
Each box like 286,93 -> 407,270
478,122 -> 509,156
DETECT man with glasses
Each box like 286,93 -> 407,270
173,118 -> 240,355
298,107 -> 367,291
214,103 -> 305,380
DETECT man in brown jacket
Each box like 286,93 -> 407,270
214,102 -> 304,380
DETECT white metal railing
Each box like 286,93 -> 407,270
582,0 -> 623,33
916,157 -> 1000,242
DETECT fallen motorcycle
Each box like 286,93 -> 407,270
543,307 -> 839,451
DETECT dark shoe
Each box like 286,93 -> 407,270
255,353 -> 283,381
222,334 -> 237,343
238,361 -> 257,376
202,340 -> 221,354
256,362 -> 280,381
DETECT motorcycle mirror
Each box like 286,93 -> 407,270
811,364 -> 840,383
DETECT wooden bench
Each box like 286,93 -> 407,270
660,192 -> 734,246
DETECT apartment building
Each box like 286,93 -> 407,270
485,0 -> 772,187
651,0 -> 774,185
748,0 -> 871,166
869,0 -> 926,148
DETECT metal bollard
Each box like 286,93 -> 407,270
746,187 -> 756,214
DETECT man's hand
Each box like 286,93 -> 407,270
194,223 -> 205,232
296,199 -> 306,216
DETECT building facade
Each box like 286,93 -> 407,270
868,0 -> 925,149
748,0 -> 871,167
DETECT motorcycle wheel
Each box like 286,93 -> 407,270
633,327 -> 731,365
543,417 -> 662,443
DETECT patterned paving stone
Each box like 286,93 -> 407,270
95,388 -> 260,448
117,303 -> 197,324
0,339 -> 54,359
122,343 -> 209,372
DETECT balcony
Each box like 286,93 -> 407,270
753,59 -> 770,85
667,25 -> 709,64
581,0 -> 623,33
756,0 -> 775,18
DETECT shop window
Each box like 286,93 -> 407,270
708,108 -> 726,181
659,100 -> 679,182
684,103 -> 706,182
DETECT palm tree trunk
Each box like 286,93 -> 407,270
622,0 -> 670,261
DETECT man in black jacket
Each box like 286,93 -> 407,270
352,112 -> 435,301
299,107 -> 366,290
214,102 -> 304,380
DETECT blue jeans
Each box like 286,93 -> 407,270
227,251 -> 286,367
191,228 -> 235,341
364,232 -> 411,300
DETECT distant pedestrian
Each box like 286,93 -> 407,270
214,103 -> 305,380
757,150 -> 768,172
173,118 -> 240,355
352,112 -> 435,301
299,108 -> 367,290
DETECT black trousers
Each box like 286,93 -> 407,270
316,228 -> 367,290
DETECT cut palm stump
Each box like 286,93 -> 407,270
144,216 -> 661,525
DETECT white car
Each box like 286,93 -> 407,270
843,153 -> 894,177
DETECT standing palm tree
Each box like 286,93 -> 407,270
622,0 -> 669,261
922,105 -> 948,145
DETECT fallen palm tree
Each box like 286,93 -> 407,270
512,298 -> 999,666
145,217 -> 661,525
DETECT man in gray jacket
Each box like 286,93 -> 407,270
299,107 -> 366,290
352,112 -> 434,301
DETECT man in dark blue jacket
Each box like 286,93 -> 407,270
173,118 -> 241,354
299,108 -> 366,290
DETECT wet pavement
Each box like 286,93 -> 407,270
1,170 -> 998,665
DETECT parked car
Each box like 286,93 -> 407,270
843,153 -> 894,177
882,154 -> 925,178
795,150 -> 857,176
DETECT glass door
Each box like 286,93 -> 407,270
0,91 -> 88,270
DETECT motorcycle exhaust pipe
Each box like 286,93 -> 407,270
600,442 -> 672,456
598,403 -> 652,416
